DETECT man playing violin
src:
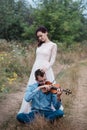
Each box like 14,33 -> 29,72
16,69 -> 64,124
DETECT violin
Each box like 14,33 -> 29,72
41,81 -> 72,95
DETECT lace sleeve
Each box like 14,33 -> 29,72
46,44 -> 57,70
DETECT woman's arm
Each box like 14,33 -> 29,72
46,44 -> 57,70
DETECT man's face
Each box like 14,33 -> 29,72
36,31 -> 48,43
36,75 -> 47,85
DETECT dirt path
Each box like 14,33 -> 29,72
0,87 -> 25,127
0,63 -> 65,128
69,65 -> 87,130
0,62 -> 87,130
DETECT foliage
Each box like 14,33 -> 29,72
0,0 -> 32,40
0,0 -> 87,46
33,0 -> 87,46
0,40 -> 35,93
0,40 -> 87,94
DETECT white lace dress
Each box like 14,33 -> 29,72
18,41 -> 57,113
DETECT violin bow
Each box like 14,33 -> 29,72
52,67 -> 72,95
52,66 -> 66,83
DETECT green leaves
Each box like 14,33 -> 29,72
0,0 -> 87,46
32,0 -> 87,46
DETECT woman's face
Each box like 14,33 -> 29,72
36,31 -> 48,43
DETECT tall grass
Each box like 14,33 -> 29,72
0,40 -> 87,130
0,40 -> 36,94
0,40 -> 87,94
57,41 -> 87,65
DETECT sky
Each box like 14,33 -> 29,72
28,0 -> 87,16
28,0 -> 37,7
28,0 -> 87,8
28,0 -> 34,5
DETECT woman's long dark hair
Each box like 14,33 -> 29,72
35,26 -> 48,47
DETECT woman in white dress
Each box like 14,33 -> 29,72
18,26 -> 57,113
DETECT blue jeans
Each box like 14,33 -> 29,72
16,109 -> 64,124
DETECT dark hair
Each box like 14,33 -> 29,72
36,26 -> 48,35
35,69 -> 45,80
35,26 -> 48,47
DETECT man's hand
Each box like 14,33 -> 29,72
57,88 -> 63,101
40,84 -> 51,91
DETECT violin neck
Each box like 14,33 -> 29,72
51,86 -> 72,95
51,86 -> 61,91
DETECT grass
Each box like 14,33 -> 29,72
0,56 -> 82,130
0,40 -> 87,94
0,40 -> 35,94
0,113 -> 72,130
0,40 -> 87,130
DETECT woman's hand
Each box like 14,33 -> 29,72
41,68 -> 47,72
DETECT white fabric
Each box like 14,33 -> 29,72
27,41 -> 57,86
18,98 -> 31,113
59,105 -> 64,111
18,41 -> 57,113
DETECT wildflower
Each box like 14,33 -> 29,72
1,85 -> 5,92
7,72 -> 17,84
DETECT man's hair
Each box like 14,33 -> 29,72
35,69 -> 45,80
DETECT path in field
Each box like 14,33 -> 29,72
0,87 -> 25,127
69,65 -> 87,130
0,62 -> 87,130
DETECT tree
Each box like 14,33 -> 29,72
0,0 -> 87,45
32,0 -> 87,46
0,0 -> 33,40
0,0 -> 16,40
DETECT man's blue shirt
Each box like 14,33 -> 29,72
24,83 -> 61,111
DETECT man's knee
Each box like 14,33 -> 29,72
55,109 -> 64,118
16,112 -> 35,124
57,110 -> 64,117
16,113 -> 25,123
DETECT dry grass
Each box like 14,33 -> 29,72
0,113 -> 72,130
0,40 -> 36,94
0,40 -> 87,130
58,42 -> 87,65
0,60 -> 82,130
